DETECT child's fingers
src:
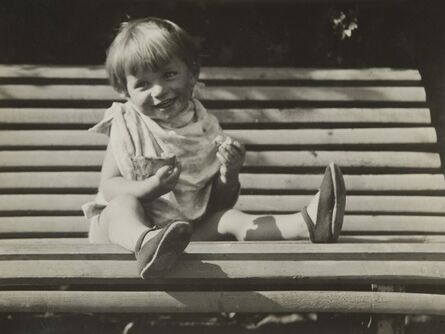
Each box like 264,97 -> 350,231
155,165 -> 172,178
218,145 -> 236,161
219,164 -> 228,183
213,135 -> 226,146
231,140 -> 245,155
216,151 -> 228,164
168,168 -> 181,181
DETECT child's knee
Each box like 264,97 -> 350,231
108,194 -> 141,211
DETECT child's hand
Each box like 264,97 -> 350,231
215,136 -> 245,184
151,164 -> 182,196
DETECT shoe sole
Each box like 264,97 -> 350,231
329,162 -> 346,241
140,221 -> 192,279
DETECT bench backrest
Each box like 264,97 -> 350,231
0,65 -> 444,242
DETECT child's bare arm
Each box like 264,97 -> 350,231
100,143 -> 180,202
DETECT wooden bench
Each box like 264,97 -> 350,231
1,65 -> 445,333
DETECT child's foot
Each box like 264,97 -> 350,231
135,221 -> 192,278
301,162 -> 346,243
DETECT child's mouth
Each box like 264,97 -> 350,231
154,98 -> 176,109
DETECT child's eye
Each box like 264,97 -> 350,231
164,71 -> 178,80
136,81 -> 151,89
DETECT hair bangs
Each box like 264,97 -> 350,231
125,27 -> 181,77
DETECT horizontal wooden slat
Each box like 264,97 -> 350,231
0,238 -> 89,245
0,151 -> 104,168
4,235 -> 445,245
1,151 -> 441,169
0,65 -> 107,79
0,216 -> 87,234
1,290 -> 444,315
3,241 -> 445,258
241,174 -> 445,192
2,215 -> 445,236
1,259 -> 445,285
0,108 -> 104,124
0,128 -> 436,147
229,128 -> 436,145
3,215 -> 445,236
245,151 -> 441,169
200,67 -> 423,81
0,108 -> 432,125
2,173 -> 444,192
1,194 -> 444,214
238,195 -> 445,213
0,85 -> 426,102
0,172 -> 100,189
0,66 -> 423,81
213,108 -> 432,124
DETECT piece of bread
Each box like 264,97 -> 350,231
131,154 -> 177,180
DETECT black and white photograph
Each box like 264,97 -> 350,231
1,0 -> 445,333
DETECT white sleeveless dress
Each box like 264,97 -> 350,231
82,98 -> 223,229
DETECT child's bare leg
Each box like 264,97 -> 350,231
193,162 -> 345,242
192,193 -> 320,241
98,194 -> 154,251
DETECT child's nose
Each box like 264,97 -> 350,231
151,84 -> 167,99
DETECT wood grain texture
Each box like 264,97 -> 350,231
2,241 -> 445,257
0,66 -> 422,80
1,194 -> 445,214
2,215 -> 445,235
1,259 -> 445,285
0,108 -> 431,124
0,85 -> 426,102
1,151 -> 441,169
2,172 -> 444,192
0,128 -> 436,147
0,290 -> 444,314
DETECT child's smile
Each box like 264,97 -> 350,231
125,57 -> 197,123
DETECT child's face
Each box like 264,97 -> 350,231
125,57 -> 197,121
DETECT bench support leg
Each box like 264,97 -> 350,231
373,285 -> 406,334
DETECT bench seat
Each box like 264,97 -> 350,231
0,66 -> 444,329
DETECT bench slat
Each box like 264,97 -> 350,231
4,235 -> 445,245
2,173 -> 444,192
3,242 -> 445,258
1,260 -> 445,285
239,195 -> 445,213
1,194 -> 444,214
2,215 -> 445,236
0,128 -> 436,147
0,290 -> 443,315
0,108 -> 432,125
0,66 -> 423,81
1,151 -> 440,169
0,85 -> 426,102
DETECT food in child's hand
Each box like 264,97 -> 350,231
131,153 -> 177,180
213,135 -> 233,148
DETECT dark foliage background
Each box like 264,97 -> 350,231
0,0 -> 425,68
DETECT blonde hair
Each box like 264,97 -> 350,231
105,17 -> 199,94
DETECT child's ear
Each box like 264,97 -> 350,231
190,73 -> 198,86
